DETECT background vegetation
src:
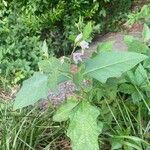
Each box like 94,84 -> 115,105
0,0 -> 132,87
0,1 -> 150,150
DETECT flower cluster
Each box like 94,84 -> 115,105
73,33 -> 89,64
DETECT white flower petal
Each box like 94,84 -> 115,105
80,40 -> 89,50
75,33 -> 83,43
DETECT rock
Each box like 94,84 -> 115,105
82,31 -> 142,59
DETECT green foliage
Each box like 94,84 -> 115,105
67,101 -> 101,150
14,72 -> 49,109
0,0 -> 132,87
124,35 -> 149,53
53,97 -> 79,122
1,2 -> 150,149
83,22 -> 93,41
38,57 -> 70,88
14,56 -> 71,109
0,100 -> 65,149
13,24 -> 150,149
84,51 -> 147,83
10,6 -> 150,149
127,3 -> 150,25
142,24 -> 150,43
122,63 -> 150,104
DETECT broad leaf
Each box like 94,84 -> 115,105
142,24 -> 150,43
135,64 -> 148,86
38,57 -> 61,74
143,58 -> 150,68
13,72 -> 49,109
47,71 -> 59,90
124,36 -> 149,53
127,65 -> 150,91
53,97 -> 79,122
39,57 -> 70,89
83,22 -> 93,40
119,83 -> 135,94
84,52 -> 147,83
126,70 -> 137,84
67,101 -> 101,150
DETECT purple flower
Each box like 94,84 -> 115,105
73,52 -> 83,64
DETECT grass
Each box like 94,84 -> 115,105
0,100 -> 69,150
0,84 -> 150,150
98,93 -> 150,150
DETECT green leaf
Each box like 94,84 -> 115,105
39,57 -> 70,88
111,139 -> 122,150
124,36 -> 149,53
99,8 -> 106,17
38,57 -> 61,74
83,22 -> 93,40
73,72 -> 84,87
131,92 -> 142,103
2,0 -> 7,7
142,24 -> 150,42
103,78 -> 118,99
143,58 -> 150,68
126,70 -> 136,84
53,97 -> 79,122
119,83 -> 135,94
0,49 -> 3,61
97,41 -> 115,52
84,52 -> 147,83
124,35 -> 134,43
123,141 -> 142,150
127,64 -> 150,91
42,40 -> 49,58
134,64 -> 147,86
67,101 -> 100,150
39,57 -> 69,74
13,72 -> 49,109
47,71 -> 59,90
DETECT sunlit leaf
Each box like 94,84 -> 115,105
67,101 -> 101,150
84,52 -> 147,83
142,24 -> 150,42
53,97 -> 79,122
83,22 -> 93,40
